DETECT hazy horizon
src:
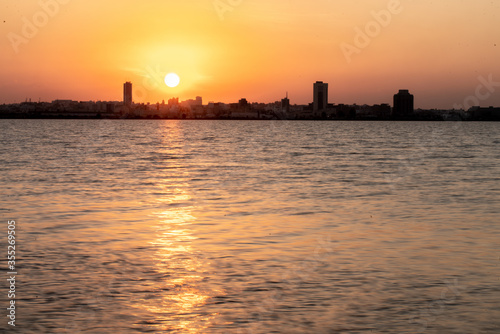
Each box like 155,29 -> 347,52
1,0 -> 499,109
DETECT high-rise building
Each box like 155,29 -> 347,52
393,89 -> 414,117
313,81 -> 328,113
123,82 -> 132,106
281,92 -> 290,113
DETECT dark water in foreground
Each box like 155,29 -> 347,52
1,120 -> 500,333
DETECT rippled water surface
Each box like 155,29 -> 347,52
1,120 -> 500,333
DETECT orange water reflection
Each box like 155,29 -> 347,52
140,122 -> 223,332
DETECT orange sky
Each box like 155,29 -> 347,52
1,0 -> 499,108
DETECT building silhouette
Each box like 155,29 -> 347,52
238,98 -> 249,107
281,92 -> 290,114
168,97 -> 179,106
123,82 -> 132,106
313,81 -> 328,114
393,89 -> 414,117
469,106 -> 500,121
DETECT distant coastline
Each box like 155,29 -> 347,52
1,103 -> 499,121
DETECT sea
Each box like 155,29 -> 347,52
1,119 -> 500,333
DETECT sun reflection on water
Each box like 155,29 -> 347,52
147,201 -> 224,332
140,123 -> 223,332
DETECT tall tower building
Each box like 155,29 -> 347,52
123,82 -> 132,106
313,81 -> 328,113
281,92 -> 290,114
393,89 -> 414,117
195,96 -> 202,106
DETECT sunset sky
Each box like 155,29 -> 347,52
1,0 -> 499,108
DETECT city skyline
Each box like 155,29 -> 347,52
1,1 -> 499,108
4,79 -> 500,117
5,79 -> 499,121
3,79 -> 414,110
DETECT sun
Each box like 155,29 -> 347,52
165,73 -> 180,88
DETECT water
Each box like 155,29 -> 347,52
1,119 -> 500,333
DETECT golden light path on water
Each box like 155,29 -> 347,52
137,122 -> 224,332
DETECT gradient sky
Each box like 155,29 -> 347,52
1,0 -> 499,108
